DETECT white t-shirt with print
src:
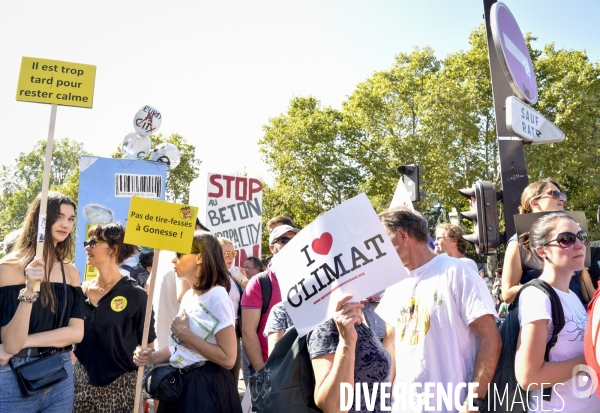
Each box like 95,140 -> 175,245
518,285 -> 600,412
376,254 -> 497,413
168,285 -> 235,368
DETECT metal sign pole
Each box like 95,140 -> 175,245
483,0 -> 529,239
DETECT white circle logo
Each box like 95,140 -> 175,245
571,364 -> 599,398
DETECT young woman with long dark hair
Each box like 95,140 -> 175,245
134,230 -> 242,412
0,191 -> 84,412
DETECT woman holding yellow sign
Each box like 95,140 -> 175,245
73,222 -> 155,413
133,230 -> 242,413
0,191 -> 84,412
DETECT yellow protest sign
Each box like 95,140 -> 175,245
16,57 -> 96,108
124,197 -> 199,252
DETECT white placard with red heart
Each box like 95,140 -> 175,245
273,193 -> 409,337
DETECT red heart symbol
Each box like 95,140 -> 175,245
312,232 -> 333,255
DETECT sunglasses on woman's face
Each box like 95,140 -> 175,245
224,251 -> 238,258
175,251 -> 199,259
83,238 -> 108,249
542,230 -> 588,248
536,189 -> 568,202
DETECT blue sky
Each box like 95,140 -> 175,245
1,0 -> 598,186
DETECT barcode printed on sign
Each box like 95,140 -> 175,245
115,174 -> 162,198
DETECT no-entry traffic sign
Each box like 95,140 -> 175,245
491,2 -> 538,104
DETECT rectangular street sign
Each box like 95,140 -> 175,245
506,96 -> 564,144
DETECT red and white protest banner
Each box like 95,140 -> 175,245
274,193 -> 409,337
205,173 -> 263,264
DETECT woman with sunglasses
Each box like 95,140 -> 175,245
73,222 -> 156,413
502,179 -> 568,304
217,237 -> 245,384
0,191 -> 84,412
516,213 -> 600,411
134,231 -> 242,413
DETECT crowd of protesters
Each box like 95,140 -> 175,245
1,177 -> 600,412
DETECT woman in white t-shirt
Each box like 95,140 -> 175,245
134,231 -> 242,413
516,212 -> 600,411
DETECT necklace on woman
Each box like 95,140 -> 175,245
94,276 -> 121,294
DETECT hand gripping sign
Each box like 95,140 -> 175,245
124,197 -> 198,413
274,193 -> 409,337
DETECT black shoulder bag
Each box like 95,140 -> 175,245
9,262 -> 70,398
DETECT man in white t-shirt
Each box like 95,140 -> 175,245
377,207 -> 500,412
434,223 -> 479,273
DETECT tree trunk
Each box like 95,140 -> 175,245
487,255 -> 497,279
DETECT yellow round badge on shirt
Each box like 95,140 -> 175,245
111,296 -> 127,312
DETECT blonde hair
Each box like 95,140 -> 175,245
436,223 -> 470,254
518,179 -> 564,214
217,237 -> 233,246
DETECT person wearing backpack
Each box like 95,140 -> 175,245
251,294 -> 394,413
241,223 -> 299,383
515,212 -> 600,411
309,294 -> 394,413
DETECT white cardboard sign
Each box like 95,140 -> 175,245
390,178 -> 414,210
204,172 -> 263,264
275,193 -> 409,337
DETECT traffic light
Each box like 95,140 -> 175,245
397,164 -> 425,202
459,181 -> 502,255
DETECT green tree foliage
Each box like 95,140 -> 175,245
259,24 -> 600,239
112,133 -> 201,204
259,97 -> 363,227
0,138 -> 89,238
525,43 -> 600,236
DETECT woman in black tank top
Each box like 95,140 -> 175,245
0,191 -> 84,412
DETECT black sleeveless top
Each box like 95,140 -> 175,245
0,283 -> 86,351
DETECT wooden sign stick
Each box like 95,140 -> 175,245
34,103 -> 58,292
133,248 -> 160,413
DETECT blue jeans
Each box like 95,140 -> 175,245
0,352 -> 74,412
